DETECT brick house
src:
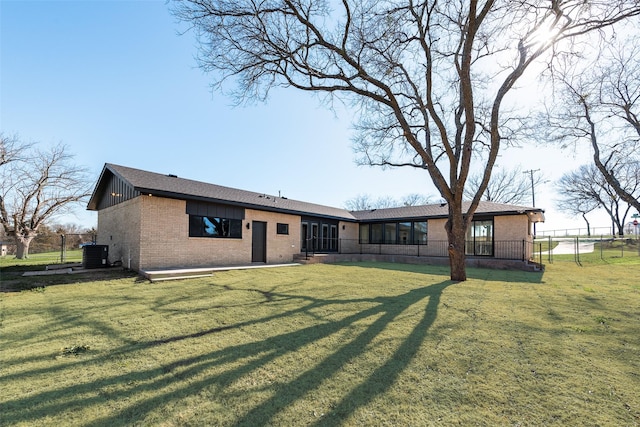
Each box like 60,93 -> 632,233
87,163 -> 545,272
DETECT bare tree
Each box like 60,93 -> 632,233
463,166 -> 537,205
0,138 -> 93,258
545,33 -> 640,213
0,133 -> 32,167
345,193 -> 434,210
557,162 -> 639,236
401,193 -> 435,207
173,0 -> 640,280
556,167 -> 602,236
344,194 -> 374,211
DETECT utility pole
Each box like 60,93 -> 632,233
523,169 -> 540,207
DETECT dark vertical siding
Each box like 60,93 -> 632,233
97,173 -> 139,210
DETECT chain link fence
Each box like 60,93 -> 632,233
0,233 -> 96,265
533,236 -> 640,264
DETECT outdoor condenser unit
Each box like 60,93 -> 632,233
82,245 -> 109,269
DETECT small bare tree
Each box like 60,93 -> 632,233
173,0 -> 640,280
0,136 -> 92,258
557,162 -> 639,236
556,166 -> 602,236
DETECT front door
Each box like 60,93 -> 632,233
252,221 -> 267,263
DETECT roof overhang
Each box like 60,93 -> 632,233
526,210 -> 546,223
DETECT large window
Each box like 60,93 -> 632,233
330,225 -> 337,250
398,222 -> 411,244
413,221 -> 427,244
189,215 -> 242,238
384,223 -> 397,244
466,219 -> 493,256
359,224 -> 370,244
359,221 -> 428,245
370,223 -> 384,244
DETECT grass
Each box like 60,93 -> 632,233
1,261 -> 639,426
0,249 -> 83,268
547,239 -> 640,265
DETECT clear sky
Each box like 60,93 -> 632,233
1,0 -> 617,234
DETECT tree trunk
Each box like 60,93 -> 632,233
445,204 -> 469,282
14,235 -> 35,259
581,213 -> 591,237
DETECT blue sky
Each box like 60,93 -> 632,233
1,0 -> 614,233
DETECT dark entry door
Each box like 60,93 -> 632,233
252,221 -> 267,263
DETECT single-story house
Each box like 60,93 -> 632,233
87,163 -> 545,272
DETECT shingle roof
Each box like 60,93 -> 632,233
90,163 -> 358,220
350,201 -> 543,221
88,163 -> 544,222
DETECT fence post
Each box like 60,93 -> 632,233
60,234 -> 66,263
600,235 -> 603,260
538,242 -> 542,265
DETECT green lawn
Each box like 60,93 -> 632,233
1,261 -> 639,426
0,249 -> 83,268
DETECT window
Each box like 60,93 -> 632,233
330,225 -> 337,250
277,223 -> 289,235
370,223 -> 383,244
359,224 -> 370,244
321,224 -> 329,250
398,222 -> 411,244
189,215 -> 242,238
359,221 -> 428,245
384,223 -> 397,244
413,221 -> 427,244
466,219 -> 493,256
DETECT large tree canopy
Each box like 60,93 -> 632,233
173,0 -> 640,280
544,31 -> 640,213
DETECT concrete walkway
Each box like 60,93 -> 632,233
543,240 -> 595,255
141,263 -> 302,282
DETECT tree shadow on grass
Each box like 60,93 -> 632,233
2,280 -> 454,426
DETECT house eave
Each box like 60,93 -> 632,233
134,188 -> 357,222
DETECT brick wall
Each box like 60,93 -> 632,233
338,221 -> 359,252
96,194 -> 535,271
494,215 -> 532,241
246,209 -> 302,265
494,215 -> 533,259
96,197 -> 142,270
99,195 -> 303,271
